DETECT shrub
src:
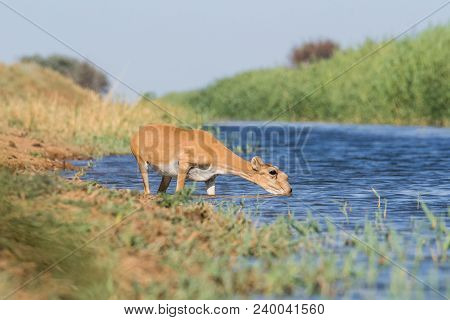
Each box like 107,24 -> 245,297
290,39 -> 339,65
20,54 -> 110,94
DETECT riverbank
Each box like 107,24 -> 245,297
0,63 -> 197,160
0,130 -> 83,170
1,168 -> 447,299
0,61 -> 448,299
163,25 -> 450,127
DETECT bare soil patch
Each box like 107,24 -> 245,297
0,130 -> 86,170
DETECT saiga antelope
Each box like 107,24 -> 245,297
130,124 -> 292,196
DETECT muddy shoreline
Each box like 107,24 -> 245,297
0,130 -> 89,171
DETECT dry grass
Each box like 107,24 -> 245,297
0,63 -> 196,156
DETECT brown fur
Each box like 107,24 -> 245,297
130,124 -> 292,195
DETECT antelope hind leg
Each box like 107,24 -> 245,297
157,176 -> 172,193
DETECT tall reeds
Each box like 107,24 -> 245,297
164,25 -> 450,126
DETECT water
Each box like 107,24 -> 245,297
65,122 -> 450,229
63,122 -> 450,298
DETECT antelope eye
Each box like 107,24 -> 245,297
269,170 -> 277,175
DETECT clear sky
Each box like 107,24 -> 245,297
1,0 -> 448,100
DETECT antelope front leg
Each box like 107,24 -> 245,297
205,176 -> 216,195
137,159 -> 150,195
176,162 -> 190,192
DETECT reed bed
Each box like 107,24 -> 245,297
164,25 -> 450,126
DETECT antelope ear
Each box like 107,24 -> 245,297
251,156 -> 264,171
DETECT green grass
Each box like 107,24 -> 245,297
0,168 -> 448,299
0,171 -> 120,299
163,25 -> 450,126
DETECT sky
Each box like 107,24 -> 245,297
1,0 -> 449,100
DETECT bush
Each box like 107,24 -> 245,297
290,39 -> 339,65
20,54 -> 110,94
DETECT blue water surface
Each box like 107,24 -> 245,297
64,122 -> 450,227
